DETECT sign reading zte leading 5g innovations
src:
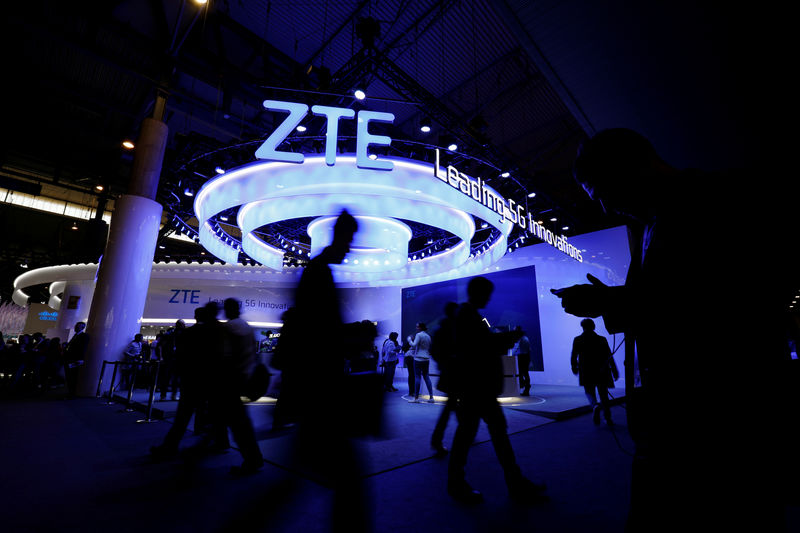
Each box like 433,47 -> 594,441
256,99 -> 582,262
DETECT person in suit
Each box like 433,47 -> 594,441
552,128 -> 797,531
570,319 -> 618,425
63,322 -> 88,397
447,277 -> 546,504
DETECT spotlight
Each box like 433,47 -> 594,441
550,217 -> 557,222
501,172 -> 510,178
527,192 -> 536,198
296,125 -> 307,132
420,124 -> 431,133
121,140 -> 135,150
562,226 -> 569,231
71,223 -> 78,230
354,89 -> 366,100
215,166 -> 225,174
447,143 -> 458,151
220,215 -> 229,222
184,188 -> 194,197
95,184 -> 104,192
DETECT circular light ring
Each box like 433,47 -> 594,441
308,216 -> 412,272
194,156 -> 513,281
238,193 -> 474,280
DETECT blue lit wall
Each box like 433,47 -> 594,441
401,265 -> 544,370
397,225 -> 630,388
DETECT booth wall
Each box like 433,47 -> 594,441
396,226 -> 630,389
491,226 -> 630,388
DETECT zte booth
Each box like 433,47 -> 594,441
12,101 -> 631,407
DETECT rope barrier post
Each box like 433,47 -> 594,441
125,361 -> 138,412
105,362 -> 120,405
95,361 -> 108,398
137,360 -> 160,424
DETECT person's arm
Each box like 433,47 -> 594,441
408,333 -> 419,348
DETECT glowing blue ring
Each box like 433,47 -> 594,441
238,193 -> 473,278
194,156 -> 513,283
307,216 -> 412,272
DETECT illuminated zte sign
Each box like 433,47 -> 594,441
256,100 -> 582,262
255,100 -> 394,171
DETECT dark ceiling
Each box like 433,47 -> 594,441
1,0 -> 795,310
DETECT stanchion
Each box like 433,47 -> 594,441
124,362 -> 138,412
137,361 -> 160,423
95,361 -> 108,398
105,362 -> 120,404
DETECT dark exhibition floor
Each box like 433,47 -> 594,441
1,379 -> 797,533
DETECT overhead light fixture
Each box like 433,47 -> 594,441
562,226 -> 570,231
121,140 -> 135,150
20,262 -> 28,269
184,188 -> 194,197
296,125 -> 307,132
550,217 -> 557,222
501,172 -> 510,178
215,166 -> 226,175
158,245 -> 165,249
354,89 -> 366,100
95,184 -> 104,192
220,215 -> 229,222
447,143 -> 458,151
527,192 -> 536,198
194,0 -> 208,5
71,223 -> 78,230
420,122 -> 431,133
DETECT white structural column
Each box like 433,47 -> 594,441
77,113 -> 167,396
53,280 -> 96,341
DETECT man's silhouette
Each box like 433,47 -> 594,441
63,322 -> 88,397
570,318 -> 618,425
448,276 -> 546,504
290,210 -> 373,532
430,301 -> 458,456
552,128 -> 796,531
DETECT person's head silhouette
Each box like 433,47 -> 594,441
224,298 -> 241,319
580,318 -> 596,332
467,276 -> 494,309
327,209 -> 358,264
444,301 -> 458,318
573,128 -> 674,220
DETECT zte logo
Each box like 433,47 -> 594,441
169,289 -> 201,304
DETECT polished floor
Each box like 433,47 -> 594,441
1,375 -> 797,533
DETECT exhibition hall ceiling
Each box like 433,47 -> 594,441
1,1 -> 792,310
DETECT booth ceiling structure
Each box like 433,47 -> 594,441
2,0 -> 792,310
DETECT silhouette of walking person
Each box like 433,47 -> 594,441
571,319 -> 618,425
447,276 -> 546,504
430,302 -> 458,456
151,307 -> 217,460
289,210 -> 375,532
217,297 -> 264,476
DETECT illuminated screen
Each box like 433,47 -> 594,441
401,265 -> 544,371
